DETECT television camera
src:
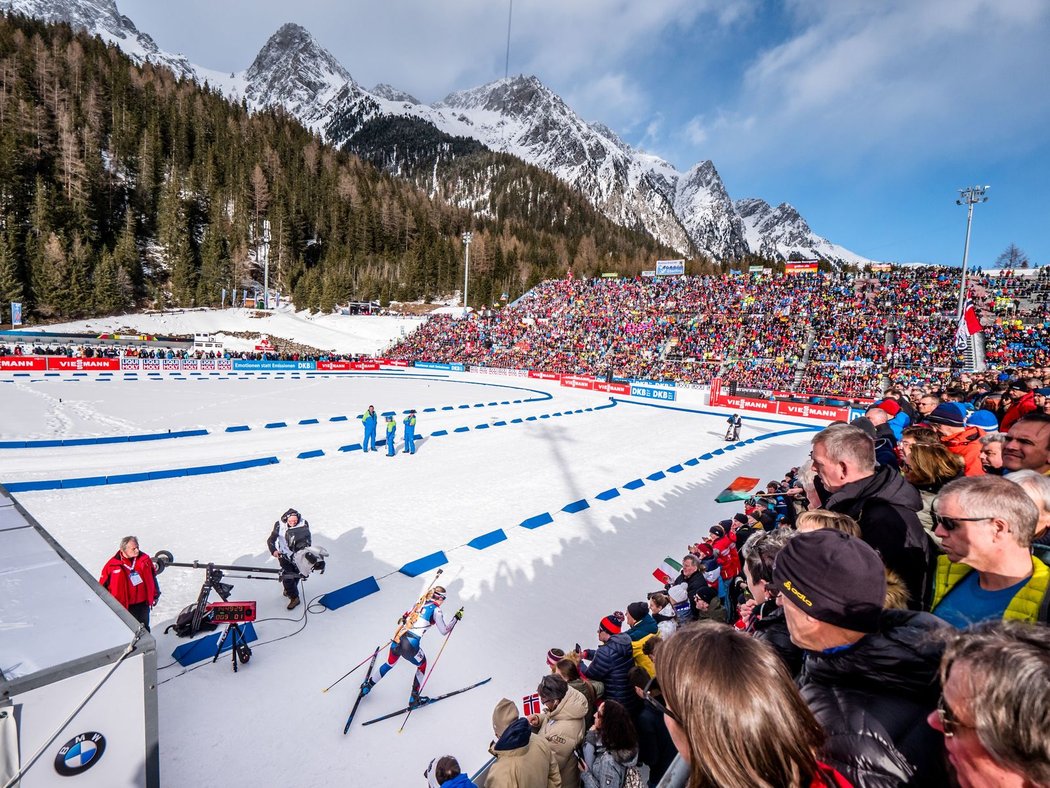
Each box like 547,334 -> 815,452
155,546 -> 328,640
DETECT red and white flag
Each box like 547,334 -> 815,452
955,299 -> 982,349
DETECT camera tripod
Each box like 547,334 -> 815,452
212,621 -> 253,673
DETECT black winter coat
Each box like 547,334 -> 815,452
818,467 -> 933,609
798,609 -> 949,788
748,601 -> 803,678
582,633 -> 638,714
667,569 -> 713,616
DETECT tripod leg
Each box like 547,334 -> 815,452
212,626 -> 231,664
231,624 -> 240,673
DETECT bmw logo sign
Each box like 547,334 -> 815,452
54,732 -> 106,776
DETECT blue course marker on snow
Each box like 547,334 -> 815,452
297,450 -> 324,459
595,489 -> 621,501
520,513 -> 554,530
319,576 -> 381,611
399,551 -> 448,577
299,418 -> 319,425
172,623 -> 258,667
623,479 -> 645,490
684,458 -> 700,466
667,464 -> 684,474
646,471 -> 666,482
265,422 -> 287,429
338,444 -> 362,452
467,530 -> 507,550
454,426 -> 470,433
562,499 -> 590,514
429,430 -> 448,437
330,415 -> 349,422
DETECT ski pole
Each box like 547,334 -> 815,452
322,640 -> 392,693
398,607 -> 462,733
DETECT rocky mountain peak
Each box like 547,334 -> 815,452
370,83 -> 419,105
244,22 -> 353,127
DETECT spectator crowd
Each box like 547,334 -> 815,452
426,375 -> 1050,787
388,268 -> 1050,398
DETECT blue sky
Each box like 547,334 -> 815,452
119,0 -> 1050,267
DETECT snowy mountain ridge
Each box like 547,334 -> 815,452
10,0 -> 874,265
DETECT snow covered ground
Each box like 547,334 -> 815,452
21,306 -> 426,356
1,368 -> 822,786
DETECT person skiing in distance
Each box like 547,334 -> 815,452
725,413 -> 742,441
266,508 -> 311,610
99,536 -> 160,631
404,410 -> 417,455
385,414 -> 397,456
361,405 -> 377,452
361,586 -> 462,707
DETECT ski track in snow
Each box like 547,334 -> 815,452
4,370 -> 820,787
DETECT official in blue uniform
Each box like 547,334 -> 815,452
403,410 -> 417,455
362,405 -> 377,452
385,415 -> 397,456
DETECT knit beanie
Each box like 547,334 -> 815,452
492,698 -> 519,737
598,612 -> 624,635
626,602 -> 648,622
772,529 -> 886,633
546,648 -> 565,668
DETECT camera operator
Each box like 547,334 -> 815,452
266,508 -> 312,610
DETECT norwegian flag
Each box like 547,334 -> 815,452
523,693 -> 541,717
143,359 -> 160,370
955,298 -> 983,349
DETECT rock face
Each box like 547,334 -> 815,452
21,0 -> 872,264
242,23 -> 354,131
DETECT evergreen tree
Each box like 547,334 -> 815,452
92,249 -> 124,313
0,229 -> 24,306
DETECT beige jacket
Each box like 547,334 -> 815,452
487,727 -> 562,788
535,686 -> 589,788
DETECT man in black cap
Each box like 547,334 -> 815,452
773,529 -> 949,787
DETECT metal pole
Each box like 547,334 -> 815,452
462,232 -> 473,310
505,0 -> 513,80
955,186 -> 989,320
957,201 -> 974,320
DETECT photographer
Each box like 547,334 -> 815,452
266,508 -> 312,610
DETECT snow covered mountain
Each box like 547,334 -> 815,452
735,198 -> 872,266
8,0 -> 872,265
0,0 -> 195,80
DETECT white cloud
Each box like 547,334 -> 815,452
691,0 -> 1050,175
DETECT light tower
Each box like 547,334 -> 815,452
462,232 -> 473,311
955,185 -> 989,319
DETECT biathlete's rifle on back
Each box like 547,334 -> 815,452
337,569 -> 445,734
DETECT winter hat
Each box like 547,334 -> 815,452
966,410 -> 999,432
733,512 -> 749,526
926,403 -> 967,428
710,524 -> 727,538
667,584 -> 688,604
546,648 -> 565,668
492,698 -> 519,737
598,612 -> 624,635
772,529 -> 886,633
281,508 -> 301,523
874,398 -> 901,417
1037,388 -> 1050,397
626,602 -> 649,622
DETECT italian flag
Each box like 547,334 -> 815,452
715,476 -> 760,503
653,556 -> 683,586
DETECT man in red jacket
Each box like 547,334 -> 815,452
99,536 -> 160,631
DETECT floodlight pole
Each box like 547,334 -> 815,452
462,232 -> 473,310
955,185 -> 989,320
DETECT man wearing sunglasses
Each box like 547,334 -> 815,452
927,621 -> 1050,788
929,476 -> 1050,627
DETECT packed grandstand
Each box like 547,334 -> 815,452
386,267 -> 1050,398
